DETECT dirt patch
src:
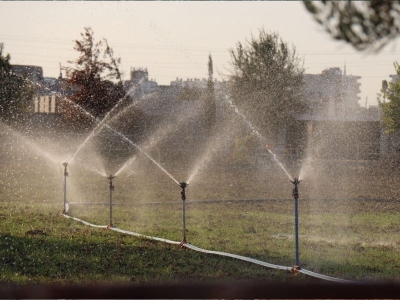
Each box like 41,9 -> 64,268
25,229 -> 47,236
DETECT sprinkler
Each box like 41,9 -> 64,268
291,178 -> 301,273
107,175 -> 116,228
179,182 -> 188,245
292,178 -> 300,199
180,182 -> 188,200
62,162 -> 68,215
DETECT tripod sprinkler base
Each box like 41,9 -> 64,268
179,240 -> 187,247
107,224 -> 114,229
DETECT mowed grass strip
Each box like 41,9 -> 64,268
1,156 -> 399,283
0,203 -> 311,285
89,199 -> 400,280
68,198 -> 400,281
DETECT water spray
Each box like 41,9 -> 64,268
62,97 -> 180,186
179,182 -> 188,245
224,95 -> 293,181
107,175 -> 116,228
291,177 -> 301,273
62,162 -> 68,214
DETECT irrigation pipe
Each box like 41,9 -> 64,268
63,214 -> 108,229
184,244 -> 356,283
183,243 -> 290,271
299,268 -> 357,284
62,213 -> 357,283
110,227 -> 181,246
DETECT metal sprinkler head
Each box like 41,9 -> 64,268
108,175 -> 116,191
179,182 -> 188,201
291,178 -> 300,199
63,162 -> 68,176
291,178 -> 301,186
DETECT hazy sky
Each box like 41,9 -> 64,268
1,1 -> 400,107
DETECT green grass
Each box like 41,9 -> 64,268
0,144 -> 400,284
1,196 -> 399,284
0,203 -> 310,285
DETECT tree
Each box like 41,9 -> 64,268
378,62 -> 400,133
228,29 -> 306,144
62,27 -> 129,128
381,79 -> 388,102
177,86 -> 202,102
304,1 -> 400,52
204,54 -> 216,135
0,43 -> 35,121
0,43 -> 11,72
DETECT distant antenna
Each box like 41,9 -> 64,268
365,96 -> 368,109
58,62 -> 62,80
344,61 -> 346,76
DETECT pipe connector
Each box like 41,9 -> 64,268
291,265 -> 301,274
62,203 -> 69,215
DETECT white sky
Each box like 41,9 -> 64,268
1,1 -> 400,107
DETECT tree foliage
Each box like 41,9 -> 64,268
378,62 -> 400,133
0,43 -> 11,72
204,54 -> 216,135
228,29 -> 306,143
62,27 -> 129,128
0,43 -> 35,121
231,134 -> 259,165
177,86 -> 202,102
304,0 -> 400,52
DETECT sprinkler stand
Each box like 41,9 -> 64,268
108,175 -> 116,228
179,182 -> 188,245
291,178 -> 301,271
62,162 -> 68,214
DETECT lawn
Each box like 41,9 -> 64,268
0,130 -> 399,284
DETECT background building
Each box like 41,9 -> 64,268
26,64 -> 387,160
295,67 -> 381,160
33,95 -> 60,113
11,65 -> 43,83
302,67 -> 362,120
124,67 -> 159,96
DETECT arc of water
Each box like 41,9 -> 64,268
266,149 -> 294,182
224,95 -> 294,181
104,122 -> 180,186
111,100 -> 200,154
0,123 -> 60,165
67,79 -> 145,164
115,156 -> 136,177
22,76 -> 180,185
62,98 -> 180,186
22,76 -> 137,157
186,121 -> 236,184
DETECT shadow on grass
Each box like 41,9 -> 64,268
0,232 -> 305,285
